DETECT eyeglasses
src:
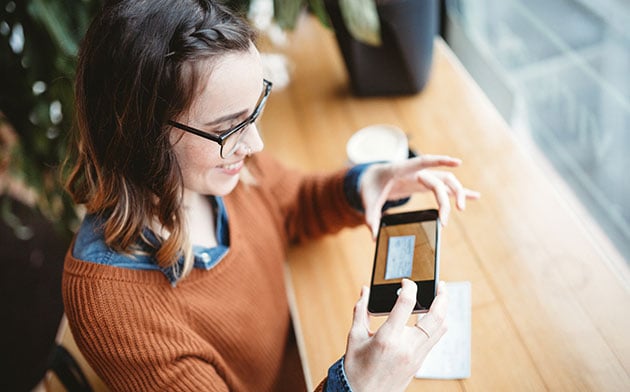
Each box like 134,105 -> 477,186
168,79 -> 272,159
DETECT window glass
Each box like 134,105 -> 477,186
446,0 -> 630,261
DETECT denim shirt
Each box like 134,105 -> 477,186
73,163 -> 406,392
74,196 -> 231,284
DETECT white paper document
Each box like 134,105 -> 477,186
385,235 -> 415,280
415,281 -> 471,379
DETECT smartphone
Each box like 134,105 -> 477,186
368,209 -> 441,315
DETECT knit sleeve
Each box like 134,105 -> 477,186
248,152 -> 365,244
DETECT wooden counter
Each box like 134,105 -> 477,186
259,16 -> 630,391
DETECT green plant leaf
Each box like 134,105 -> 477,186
308,0 -> 331,28
274,0 -> 307,30
339,0 -> 381,46
27,0 -> 80,56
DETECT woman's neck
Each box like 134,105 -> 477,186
182,190 -> 218,248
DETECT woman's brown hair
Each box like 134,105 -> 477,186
65,0 -> 255,278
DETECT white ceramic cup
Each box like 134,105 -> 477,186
346,124 -> 408,164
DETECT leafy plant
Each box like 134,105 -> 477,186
0,0 -> 103,238
227,0 -> 382,45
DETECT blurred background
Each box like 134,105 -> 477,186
1,0 -> 628,390
445,0 -> 630,262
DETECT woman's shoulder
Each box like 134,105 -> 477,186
72,214 -> 158,271
72,214 -> 115,264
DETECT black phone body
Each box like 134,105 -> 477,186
368,209 -> 441,315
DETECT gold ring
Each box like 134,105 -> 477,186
414,324 -> 430,339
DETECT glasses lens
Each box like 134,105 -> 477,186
221,125 -> 249,158
220,80 -> 271,158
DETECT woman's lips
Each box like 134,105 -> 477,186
218,160 -> 244,175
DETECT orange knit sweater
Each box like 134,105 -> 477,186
62,153 -> 364,391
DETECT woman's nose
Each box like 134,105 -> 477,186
237,123 -> 264,155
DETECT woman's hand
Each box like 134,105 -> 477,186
359,155 -> 481,238
344,280 -> 448,392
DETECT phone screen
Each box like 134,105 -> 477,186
368,210 -> 440,315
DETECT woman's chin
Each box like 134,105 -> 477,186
208,175 -> 240,196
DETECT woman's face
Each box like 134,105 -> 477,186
171,44 -> 265,196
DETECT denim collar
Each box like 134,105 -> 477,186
73,196 -> 230,286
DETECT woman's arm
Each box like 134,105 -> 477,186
248,152 -> 365,244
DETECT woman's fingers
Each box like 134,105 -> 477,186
380,279 -> 418,334
440,172 -> 467,210
415,281 -> 449,343
392,155 -> 461,177
349,286 -> 371,342
360,154 -> 480,237
435,172 -> 482,211
365,178 -> 393,239
416,171 -> 452,225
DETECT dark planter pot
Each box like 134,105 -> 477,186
324,0 -> 439,96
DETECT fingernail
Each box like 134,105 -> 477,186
402,278 -> 416,287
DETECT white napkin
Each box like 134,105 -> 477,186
415,281 -> 471,379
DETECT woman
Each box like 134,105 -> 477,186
63,0 -> 480,391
